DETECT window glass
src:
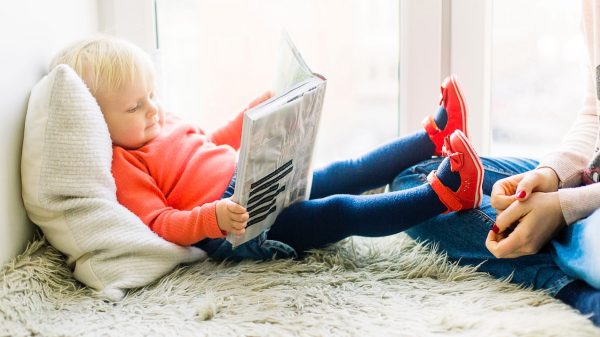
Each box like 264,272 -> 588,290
156,0 -> 399,166
491,0 -> 586,158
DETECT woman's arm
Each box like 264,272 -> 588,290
486,0 -> 600,257
537,0 -> 599,188
537,71 -> 598,188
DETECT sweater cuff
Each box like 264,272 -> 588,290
558,184 -> 600,225
201,202 -> 226,238
538,151 -> 589,188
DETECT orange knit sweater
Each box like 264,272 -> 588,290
111,112 -> 243,246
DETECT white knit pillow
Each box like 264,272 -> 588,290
21,64 -> 205,300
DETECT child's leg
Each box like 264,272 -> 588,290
269,130 -> 483,254
311,75 -> 469,199
309,132 -> 434,198
269,182 -> 446,254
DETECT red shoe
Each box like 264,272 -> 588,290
427,130 -> 483,212
422,75 -> 468,156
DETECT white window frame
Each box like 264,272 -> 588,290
450,0 -> 492,155
97,0 -> 169,106
398,0 -> 447,139
399,0 -> 492,155
97,0 -> 157,52
101,0 -> 493,154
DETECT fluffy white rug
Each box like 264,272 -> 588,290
1,233 -> 598,337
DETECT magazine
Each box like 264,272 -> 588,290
227,33 -> 327,247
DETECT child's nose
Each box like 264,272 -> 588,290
146,101 -> 158,117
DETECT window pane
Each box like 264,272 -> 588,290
491,0 -> 586,158
156,0 -> 399,166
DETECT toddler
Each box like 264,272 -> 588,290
50,36 -> 483,260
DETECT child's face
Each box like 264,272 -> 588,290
95,77 -> 165,149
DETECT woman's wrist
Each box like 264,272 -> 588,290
535,166 -> 560,191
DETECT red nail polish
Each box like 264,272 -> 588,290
492,224 -> 500,234
515,190 -> 526,199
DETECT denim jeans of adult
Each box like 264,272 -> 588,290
391,156 -> 576,295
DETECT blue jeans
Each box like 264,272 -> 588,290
199,130 -> 445,259
392,156 -> 595,295
195,230 -> 298,261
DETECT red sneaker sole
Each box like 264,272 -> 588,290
447,75 -> 469,138
453,130 -> 483,208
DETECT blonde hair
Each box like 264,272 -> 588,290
50,35 -> 155,95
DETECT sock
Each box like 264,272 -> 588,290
434,106 -> 448,131
435,157 -> 461,191
555,280 -> 600,326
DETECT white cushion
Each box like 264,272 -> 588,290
21,64 -> 205,300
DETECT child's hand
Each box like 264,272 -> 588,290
216,198 -> 249,236
247,91 -> 273,109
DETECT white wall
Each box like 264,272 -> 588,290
0,0 -> 99,266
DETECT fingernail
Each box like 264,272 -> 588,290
491,224 -> 500,234
515,190 -> 526,199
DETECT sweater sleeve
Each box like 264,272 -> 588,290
208,110 -> 244,150
537,71 -> 599,188
537,0 -> 600,225
559,183 -> 600,224
112,148 -> 225,246
538,0 -> 599,187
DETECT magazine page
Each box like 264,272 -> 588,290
271,32 -> 314,96
229,80 -> 325,247
228,33 -> 326,247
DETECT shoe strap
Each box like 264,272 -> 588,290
427,170 -> 462,212
422,115 -> 444,155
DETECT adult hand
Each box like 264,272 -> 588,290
490,167 -> 560,214
512,167 -> 560,199
490,172 -> 526,213
486,191 -> 566,258
216,198 -> 249,236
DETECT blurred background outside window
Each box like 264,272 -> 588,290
156,0 -> 399,167
156,0 -> 587,163
491,0 -> 586,158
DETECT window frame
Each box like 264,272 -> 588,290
100,0 -> 494,155
97,0 -> 157,51
399,0 -> 492,155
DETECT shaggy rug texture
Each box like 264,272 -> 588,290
1,233 -> 599,337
